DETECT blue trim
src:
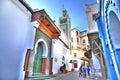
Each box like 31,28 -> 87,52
96,16 -> 117,80
106,3 -> 120,76
114,49 -> 120,73
97,0 -> 120,79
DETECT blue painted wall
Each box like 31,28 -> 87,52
96,0 -> 120,79
96,15 -> 117,80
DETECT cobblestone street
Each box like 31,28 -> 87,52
50,71 -> 104,80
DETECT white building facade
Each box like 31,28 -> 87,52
0,0 -> 37,80
51,8 -> 72,74
86,3 -> 98,33
51,22 -> 72,74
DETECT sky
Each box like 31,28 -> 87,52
26,0 -> 97,31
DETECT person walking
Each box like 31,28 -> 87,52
79,64 -> 82,77
82,63 -> 86,78
86,65 -> 90,77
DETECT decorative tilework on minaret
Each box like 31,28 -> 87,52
59,7 -> 71,49
59,7 -> 71,39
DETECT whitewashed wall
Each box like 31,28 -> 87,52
0,0 -> 35,80
71,29 -> 78,49
51,39 -> 64,74
86,3 -> 98,33
51,39 -> 72,74
54,22 -> 68,47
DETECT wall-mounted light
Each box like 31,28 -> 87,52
31,21 -> 40,28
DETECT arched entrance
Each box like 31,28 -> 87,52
33,39 -> 48,74
33,42 -> 43,73
96,0 -> 120,79
73,60 -> 78,68
109,11 -> 120,49
108,11 -> 120,73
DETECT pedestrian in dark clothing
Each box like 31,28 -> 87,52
63,63 -> 66,70
60,66 -> 64,73
79,65 -> 82,77
60,63 -> 66,73
82,65 -> 86,78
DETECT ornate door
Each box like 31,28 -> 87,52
33,43 -> 43,73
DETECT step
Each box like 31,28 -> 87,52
26,73 -> 55,80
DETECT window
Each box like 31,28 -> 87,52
76,31 -> 79,35
83,39 -> 86,43
74,53 -> 77,57
71,38 -> 73,42
62,56 -> 65,61
77,38 -> 79,43
72,45 -> 73,49
92,13 -> 98,20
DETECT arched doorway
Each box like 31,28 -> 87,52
73,60 -> 78,68
33,42 -> 43,73
96,1 -> 120,79
109,11 -> 120,49
33,39 -> 48,74
109,11 -> 120,73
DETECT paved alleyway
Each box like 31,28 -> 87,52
50,71 -> 104,80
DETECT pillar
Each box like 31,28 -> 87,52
49,58 -> 53,75
24,49 -> 31,78
41,58 -> 47,74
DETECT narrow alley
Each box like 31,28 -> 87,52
1,0 -> 120,80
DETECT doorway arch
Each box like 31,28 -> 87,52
97,0 -> 120,79
105,3 -> 120,79
33,39 -> 48,73
109,11 -> 120,49
108,11 -> 120,74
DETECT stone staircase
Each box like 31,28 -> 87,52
25,73 -> 55,80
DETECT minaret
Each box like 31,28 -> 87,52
59,6 -> 71,39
